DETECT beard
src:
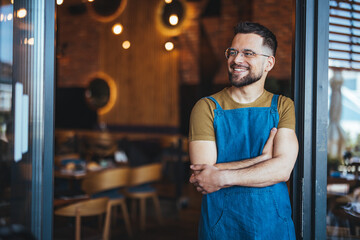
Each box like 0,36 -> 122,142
228,64 -> 263,88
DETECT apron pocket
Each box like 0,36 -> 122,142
211,209 -> 256,240
220,187 -> 289,238
269,190 -> 288,222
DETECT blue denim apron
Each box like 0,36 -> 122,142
198,94 -> 296,240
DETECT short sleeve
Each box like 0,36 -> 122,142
277,96 -> 296,130
188,98 -> 216,141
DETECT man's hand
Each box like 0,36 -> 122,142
189,164 -> 224,194
261,127 -> 277,160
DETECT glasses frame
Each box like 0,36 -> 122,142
225,48 -> 270,59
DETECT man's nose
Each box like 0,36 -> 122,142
234,52 -> 245,63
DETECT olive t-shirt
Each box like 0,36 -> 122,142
189,88 -> 296,141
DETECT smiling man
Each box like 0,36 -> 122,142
189,22 -> 298,239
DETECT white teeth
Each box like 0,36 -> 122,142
234,68 -> 246,72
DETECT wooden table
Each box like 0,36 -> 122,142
53,195 -> 90,208
54,169 -> 87,180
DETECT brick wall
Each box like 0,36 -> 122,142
252,0 -> 293,81
57,2 -> 101,88
179,0 -> 293,85
56,0 -> 293,130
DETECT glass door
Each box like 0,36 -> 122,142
0,0 -> 55,239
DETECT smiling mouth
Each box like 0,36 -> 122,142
231,64 -> 249,73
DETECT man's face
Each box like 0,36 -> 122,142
227,33 -> 271,88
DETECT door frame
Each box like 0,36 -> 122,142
292,0 -> 329,239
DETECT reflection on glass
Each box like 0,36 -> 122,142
0,0 -> 12,227
328,2 -> 360,238
327,69 -> 360,239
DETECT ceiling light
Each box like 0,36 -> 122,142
165,42 -> 174,51
169,14 -> 178,26
165,0 -> 172,3
112,23 -> 123,35
56,0 -> 64,5
122,41 -> 131,49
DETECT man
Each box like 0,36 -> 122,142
189,22 -> 298,239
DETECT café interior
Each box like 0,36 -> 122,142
1,0 -> 360,239
53,0 -> 295,238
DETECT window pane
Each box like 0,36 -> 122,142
327,69 -> 360,239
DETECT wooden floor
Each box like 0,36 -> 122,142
54,183 -> 202,240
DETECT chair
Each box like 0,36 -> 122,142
81,167 -> 132,238
54,197 -> 110,240
126,163 -> 163,230
83,132 -> 117,161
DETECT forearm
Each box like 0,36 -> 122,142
219,129 -> 298,188
215,128 -> 277,170
220,156 -> 292,187
214,154 -> 269,170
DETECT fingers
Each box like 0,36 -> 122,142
189,173 -> 196,183
196,186 -> 208,195
190,174 -> 208,194
269,127 -> 277,138
263,128 -> 277,149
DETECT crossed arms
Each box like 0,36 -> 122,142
189,128 -> 299,194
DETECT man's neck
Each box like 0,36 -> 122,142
227,84 -> 265,104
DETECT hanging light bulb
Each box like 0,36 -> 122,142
169,14 -> 179,26
165,0 -> 172,3
112,23 -> 123,35
57,0 -> 64,5
122,41 -> 131,49
165,42 -> 174,51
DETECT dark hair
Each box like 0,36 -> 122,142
234,22 -> 277,56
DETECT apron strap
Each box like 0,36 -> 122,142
270,94 -> 279,111
206,96 -> 223,110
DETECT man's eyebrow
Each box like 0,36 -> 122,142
243,48 -> 255,52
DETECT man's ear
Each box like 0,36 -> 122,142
265,56 -> 275,72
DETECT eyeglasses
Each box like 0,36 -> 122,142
225,48 -> 270,59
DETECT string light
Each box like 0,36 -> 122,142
165,0 -> 172,3
88,0 -> 94,2
56,0 -> 64,5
